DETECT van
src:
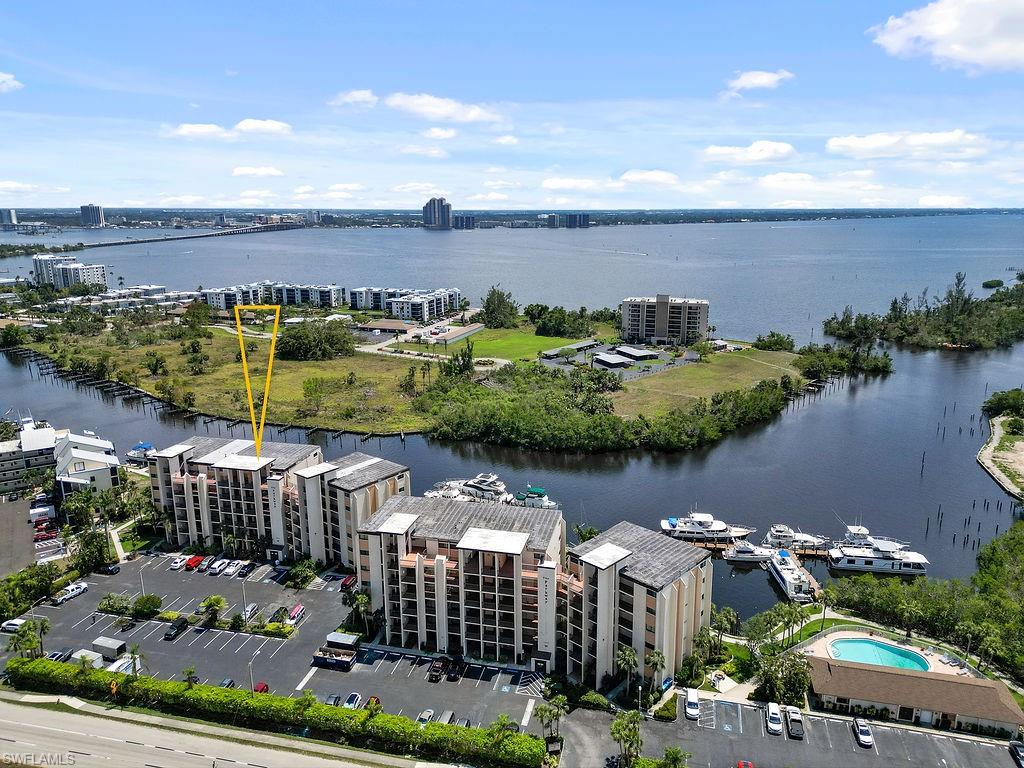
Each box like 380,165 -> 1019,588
1,618 -> 27,633
285,604 -> 305,626
437,710 -> 456,725
684,688 -> 700,720
164,617 -> 189,640
243,603 -> 259,621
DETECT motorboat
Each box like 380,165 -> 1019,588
660,511 -> 755,542
761,523 -> 828,550
424,473 -> 558,509
767,549 -> 815,603
723,539 -> 774,564
827,525 -> 928,576
125,441 -> 155,463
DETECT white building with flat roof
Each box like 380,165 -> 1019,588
620,294 -> 709,345
201,281 -> 346,311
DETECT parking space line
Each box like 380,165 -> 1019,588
234,634 -> 254,653
71,613 -> 96,629
163,596 -> 181,610
218,634 -> 237,651
202,631 -> 222,648
253,637 -> 270,656
268,640 -> 285,659
294,668 -> 317,691
188,630 -> 209,646
141,623 -> 163,640
520,698 -> 535,729
126,620 -> 154,638
492,669 -> 501,691
178,598 -> 196,613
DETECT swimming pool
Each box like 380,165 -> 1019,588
829,638 -> 930,671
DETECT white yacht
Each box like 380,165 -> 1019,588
827,525 -> 928,576
125,441 -> 155,463
660,512 -> 755,542
424,473 -> 558,509
723,539 -> 774,564
767,549 -> 815,603
762,523 -> 828,550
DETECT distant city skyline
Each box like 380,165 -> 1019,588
1,1 -> 1022,210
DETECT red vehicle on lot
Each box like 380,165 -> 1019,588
184,555 -> 205,571
340,575 -> 356,589
254,681 -> 269,693
34,521 -> 56,532
33,531 -> 58,542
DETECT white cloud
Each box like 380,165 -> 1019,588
121,199 -> 146,206
543,196 -> 573,205
232,166 -> 284,177
225,69 -> 239,77
494,134 -> 519,145
0,72 -> 24,93
400,145 -> 449,158
160,195 -> 205,206
483,179 -> 520,189
170,123 -> 234,139
826,129 -> 991,159
771,200 -> 814,208
619,169 -> 680,185
485,166 -> 507,173
391,182 -> 447,195
233,118 -> 292,135
0,180 -> 37,192
918,193 -> 970,206
467,192 -> 510,201
329,183 -> 365,191
703,140 -> 796,164
723,69 -> 794,98
384,92 -> 501,123
871,0 -> 1024,72
324,190 -> 356,200
860,197 -> 898,206
327,89 -> 379,108
239,189 -> 275,198
293,185 -> 315,194
422,127 -> 456,139
541,177 -> 604,191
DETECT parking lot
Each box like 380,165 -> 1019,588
1,555 -> 546,732
563,699 -> 1016,768
0,500 -> 34,578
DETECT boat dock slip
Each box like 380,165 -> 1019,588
692,540 -> 829,560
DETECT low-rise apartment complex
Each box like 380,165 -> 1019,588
49,285 -> 199,315
620,294 -> 709,345
349,287 -> 462,322
0,419 -> 120,498
357,498 -> 712,679
201,281 -> 346,311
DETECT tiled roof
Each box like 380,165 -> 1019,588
326,452 -> 408,491
569,521 -> 710,589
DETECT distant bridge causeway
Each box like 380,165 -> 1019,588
82,222 -> 304,248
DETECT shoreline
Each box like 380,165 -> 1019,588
977,416 -> 1024,500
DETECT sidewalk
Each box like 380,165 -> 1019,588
0,689 -> 448,767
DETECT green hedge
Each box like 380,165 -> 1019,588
5,658 -> 544,767
652,693 -> 677,722
578,690 -> 611,711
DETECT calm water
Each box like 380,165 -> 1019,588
3,215 -> 1023,616
5,214 -> 1023,342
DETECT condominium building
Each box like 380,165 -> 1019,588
49,285 -> 199,315
559,522 -> 712,688
293,453 -> 410,567
201,281 -> 346,311
0,420 -> 59,495
0,209 -> 16,226
31,254 -> 76,285
422,197 -> 452,230
358,496 -> 565,670
452,214 -> 476,230
350,287 -> 462,321
0,419 -> 119,498
31,254 -> 108,289
150,437 -> 324,559
546,213 -> 560,228
80,204 -> 105,227
620,294 -> 710,345
563,213 -> 590,229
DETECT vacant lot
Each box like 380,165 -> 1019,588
392,323 -> 617,361
612,348 -> 802,415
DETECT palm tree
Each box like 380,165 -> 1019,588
364,696 -> 383,718
420,360 -> 432,386
128,642 -> 146,677
200,594 -> 227,624
645,648 -> 666,697
819,585 -> 838,633
35,616 -> 51,657
487,713 -> 515,747
549,693 -> 568,737
663,746 -> 691,768
609,709 -> 643,767
182,664 -> 197,689
354,592 -> 371,635
5,622 -> 40,658
713,606 -> 738,656
615,645 -> 638,705
694,625 -> 713,663
534,702 -> 556,738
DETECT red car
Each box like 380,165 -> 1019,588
737,762 -> 755,768
340,575 -> 356,589
184,555 -> 205,571
33,531 -> 58,542
253,681 -> 269,693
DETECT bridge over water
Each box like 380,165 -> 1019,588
82,222 -> 304,248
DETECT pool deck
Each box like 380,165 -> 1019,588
802,630 -> 976,678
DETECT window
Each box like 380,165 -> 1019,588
73,461 -> 85,472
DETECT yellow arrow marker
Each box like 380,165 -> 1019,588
234,304 -> 281,457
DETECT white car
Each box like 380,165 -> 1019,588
1,618 -> 27,633
224,560 -> 243,577
343,692 -> 362,709
765,702 -> 783,735
684,688 -> 701,720
853,717 -> 874,748
51,581 -> 88,605
209,559 -> 230,575
169,556 -> 188,570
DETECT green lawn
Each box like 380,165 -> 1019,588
612,347 -> 802,416
391,323 -> 617,362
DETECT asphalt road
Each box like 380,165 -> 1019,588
0,698 -> 385,768
0,500 -> 34,578
562,702 -> 1018,768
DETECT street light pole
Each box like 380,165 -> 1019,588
139,567 -> 146,597
248,650 -> 260,696
241,575 -> 247,619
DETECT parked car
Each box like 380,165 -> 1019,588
243,603 -> 259,621
198,556 -> 215,572
446,659 -> 466,681
364,696 -> 381,709
169,556 -> 188,570
428,657 -> 449,682
238,562 -> 258,578
208,559 -> 230,575
1009,740 -> 1024,768
765,702 -> 783,736
224,560 -> 243,577
33,531 -> 58,542
325,693 -> 342,707
46,648 -> 73,662
339,575 -> 356,589
220,678 -> 236,688
253,681 -> 269,694
97,563 -> 121,575
1,619 -> 27,633
416,709 -> 434,728
343,692 -> 362,709
163,617 -> 188,640
52,581 -> 88,605
737,762 -> 755,768
852,718 -> 873,748
184,555 -> 204,571
684,688 -> 700,720
785,706 -> 804,739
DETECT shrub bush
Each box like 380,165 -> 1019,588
1006,416 -> 1024,436
4,658 -> 545,767
578,690 -> 611,711
132,594 -> 162,619
98,593 -> 131,615
653,693 -> 677,722
155,610 -> 182,623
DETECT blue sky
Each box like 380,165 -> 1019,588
1,0 -> 1022,210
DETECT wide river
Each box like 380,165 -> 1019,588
2,215 -> 1023,616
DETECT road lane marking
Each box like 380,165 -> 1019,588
520,698 -> 535,728
294,667 -> 317,690
71,613 -> 96,629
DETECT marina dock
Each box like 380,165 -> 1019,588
691,539 -> 830,560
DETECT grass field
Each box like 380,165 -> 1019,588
390,323 -> 618,361
611,347 -> 802,416
30,332 -> 429,433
